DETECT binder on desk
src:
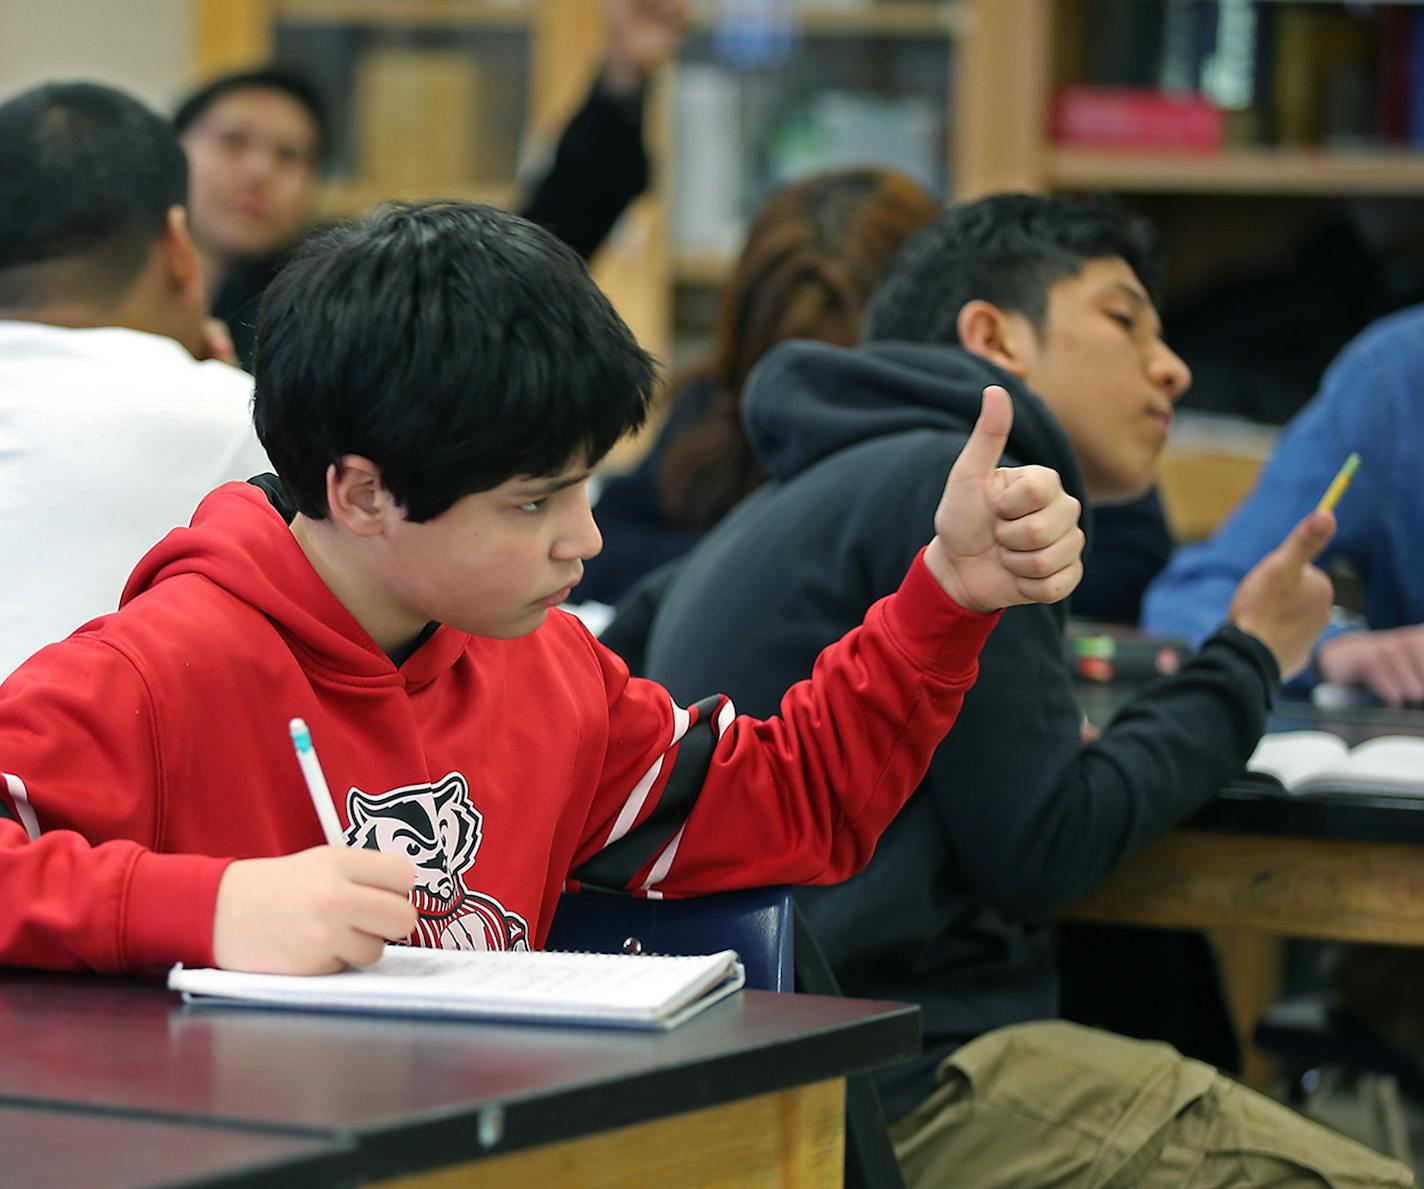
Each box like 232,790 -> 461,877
169,946 -> 745,1031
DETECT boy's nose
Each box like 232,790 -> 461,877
553,501 -> 602,562
1152,341 -> 1192,402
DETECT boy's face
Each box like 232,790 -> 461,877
181,87 -> 320,263
1015,257 -> 1191,505
377,459 -> 603,641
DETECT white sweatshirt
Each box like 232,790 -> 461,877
0,321 -> 270,678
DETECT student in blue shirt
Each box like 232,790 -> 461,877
1143,304 -> 1424,705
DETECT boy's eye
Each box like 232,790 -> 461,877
1109,311 -> 1136,331
517,499 -> 545,513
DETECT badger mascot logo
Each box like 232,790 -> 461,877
344,772 -> 529,951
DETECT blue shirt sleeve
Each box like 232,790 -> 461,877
1142,308 -> 1420,677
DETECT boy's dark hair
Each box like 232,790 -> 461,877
173,65 -> 327,167
253,201 -> 658,522
864,193 -> 1163,346
0,82 -> 188,307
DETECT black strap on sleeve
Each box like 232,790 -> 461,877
572,693 -> 721,891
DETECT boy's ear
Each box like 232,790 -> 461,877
955,300 -> 1038,380
158,206 -> 204,306
325,456 -> 398,536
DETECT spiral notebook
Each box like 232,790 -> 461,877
168,947 -> 746,1031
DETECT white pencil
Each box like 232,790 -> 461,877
289,717 -> 345,847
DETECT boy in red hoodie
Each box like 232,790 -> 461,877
0,200 -> 1085,976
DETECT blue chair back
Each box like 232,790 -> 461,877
544,886 -> 794,991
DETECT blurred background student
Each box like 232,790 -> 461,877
172,0 -> 686,370
577,166 -> 941,608
1143,302 -> 1424,707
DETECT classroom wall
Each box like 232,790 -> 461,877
0,0 -> 189,110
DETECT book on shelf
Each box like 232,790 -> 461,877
169,945 -> 746,1031
1063,0 -> 1424,153
1246,731 -> 1424,799
1053,87 -> 1223,152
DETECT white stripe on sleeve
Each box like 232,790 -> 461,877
3,772 -> 40,841
602,694 -> 694,848
640,823 -> 687,896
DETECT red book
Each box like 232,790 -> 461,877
1053,87 -> 1224,152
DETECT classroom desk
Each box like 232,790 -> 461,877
0,972 -> 919,1187
1063,696 -> 1424,1084
1,1102 -> 356,1189
1064,698 -> 1424,945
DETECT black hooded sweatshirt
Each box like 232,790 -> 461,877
640,339 -> 1278,1121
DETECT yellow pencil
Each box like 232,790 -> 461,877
1317,452 -> 1361,514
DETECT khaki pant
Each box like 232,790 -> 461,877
889,1022 -> 1414,1188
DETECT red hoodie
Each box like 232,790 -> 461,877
0,483 -> 997,972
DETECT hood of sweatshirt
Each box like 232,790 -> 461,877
740,339 -> 1088,511
119,482 -> 468,691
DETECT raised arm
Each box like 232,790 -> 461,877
518,0 -> 686,260
571,386 -> 1084,896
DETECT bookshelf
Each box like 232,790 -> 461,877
1049,146 -> 1424,196
954,0 -> 1424,200
277,0 -> 532,27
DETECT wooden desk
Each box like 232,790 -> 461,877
1064,684 -> 1424,1076
1063,698 -> 1424,1084
1067,695 -> 1424,943
1064,824 -> 1424,948
0,975 -> 918,1186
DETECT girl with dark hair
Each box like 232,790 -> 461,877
578,168 -> 940,606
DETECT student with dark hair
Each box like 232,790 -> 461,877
579,167 -> 941,606
0,198 -> 1086,982
175,0 -> 686,370
0,81 -> 269,679
636,193 -> 1409,1185
173,63 -> 327,365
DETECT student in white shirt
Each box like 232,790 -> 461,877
0,81 -> 270,678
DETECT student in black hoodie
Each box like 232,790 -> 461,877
638,195 -> 1409,1187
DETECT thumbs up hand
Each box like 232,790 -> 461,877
924,385 -> 1085,613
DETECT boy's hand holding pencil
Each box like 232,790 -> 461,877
212,846 -> 417,975
210,719 -> 417,975
1228,508 -> 1336,681
1228,455 -> 1358,682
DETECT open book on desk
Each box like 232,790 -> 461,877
168,946 -> 746,1031
1247,731 -> 1424,798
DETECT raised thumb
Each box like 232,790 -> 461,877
950,384 -> 1013,484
